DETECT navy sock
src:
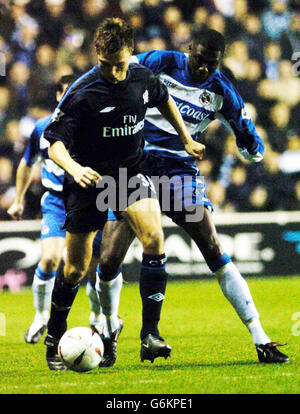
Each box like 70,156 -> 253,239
139,253 -> 168,340
47,272 -> 80,339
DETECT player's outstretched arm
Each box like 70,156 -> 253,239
48,141 -> 101,188
229,119 -> 264,163
156,96 -> 206,160
7,158 -> 34,220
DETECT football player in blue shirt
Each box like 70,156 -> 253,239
7,75 -> 103,345
8,75 -> 75,344
94,28 -> 289,365
43,18 -> 205,370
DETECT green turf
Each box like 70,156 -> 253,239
0,276 -> 299,394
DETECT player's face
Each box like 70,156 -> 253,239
97,46 -> 132,84
188,43 -> 222,83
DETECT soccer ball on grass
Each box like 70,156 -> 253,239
58,327 -> 104,372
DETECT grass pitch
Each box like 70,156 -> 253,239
0,276 -> 299,394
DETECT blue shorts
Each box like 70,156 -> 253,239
107,154 -> 213,225
40,191 -> 66,240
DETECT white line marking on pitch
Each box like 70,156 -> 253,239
222,372 -> 298,381
2,378 -> 163,391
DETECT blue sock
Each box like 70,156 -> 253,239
206,253 -> 232,273
35,263 -> 56,281
140,253 -> 168,340
97,264 -> 122,282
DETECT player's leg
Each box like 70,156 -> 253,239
86,209 -> 135,331
95,218 -> 135,366
45,231 -> 97,370
25,236 -> 65,344
86,231 -> 104,331
123,197 -> 171,363
97,219 -> 134,331
25,193 -> 66,344
180,209 -> 289,363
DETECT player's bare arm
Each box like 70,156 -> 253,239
48,141 -> 101,188
157,96 -> 206,160
7,158 -> 35,220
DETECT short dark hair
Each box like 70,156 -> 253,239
191,27 -> 226,55
94,18 -> 134,55
56,74 -> 78,94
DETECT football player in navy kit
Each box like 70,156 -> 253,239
93,28 -> 289,365
42,18 -> 205,370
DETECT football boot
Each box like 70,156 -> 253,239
140,333 -> 171,363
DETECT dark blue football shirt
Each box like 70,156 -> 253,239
44,64 -> 169,174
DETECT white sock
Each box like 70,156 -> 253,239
32,274 -> 55,325
215,261 -> 270,346
86,281 -> 102,317
246,319 -> 271,346
95,272 -> 123,335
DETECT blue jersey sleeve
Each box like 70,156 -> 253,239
23,126 -> 40,167
134,51 -> 178,76
218,83 -> 264,156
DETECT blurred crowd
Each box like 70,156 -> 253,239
0,0 -> 299,219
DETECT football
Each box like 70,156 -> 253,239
58,327 -> 104,372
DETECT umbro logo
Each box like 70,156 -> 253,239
99,106 -> 116,113
148,293 -> 165,302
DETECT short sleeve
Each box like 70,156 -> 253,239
43,99 -> 82,149
147,73 -> 169,108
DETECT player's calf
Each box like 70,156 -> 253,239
45,272 -> 80,370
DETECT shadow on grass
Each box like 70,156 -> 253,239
94,360 -> 259,375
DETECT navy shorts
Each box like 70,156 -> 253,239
62,156 -> 157,233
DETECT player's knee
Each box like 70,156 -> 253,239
99,253 -> 121,276
141,229 -> 164,254
64,263 -> 86,284
40,255 -> 60,273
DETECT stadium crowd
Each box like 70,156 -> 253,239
0,0 -> 299,219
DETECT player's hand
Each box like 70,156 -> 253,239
185,140 -> 206,160
7,201 -> 24,220
238,147 -> 263,162
229,119 -> 264,162
72,165 -> 101,188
